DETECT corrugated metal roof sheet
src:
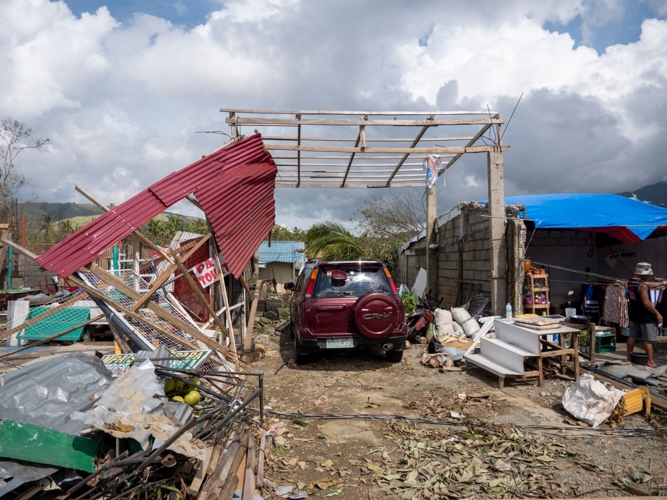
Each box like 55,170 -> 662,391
195,152 -> 277,277
258,241 -> 305,264
36,135 -> 275,277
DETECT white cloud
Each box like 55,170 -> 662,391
0,0 -> 666,229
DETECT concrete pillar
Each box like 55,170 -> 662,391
7,300 -> 30,346
487,152 -> 507,315
425,182 -> 438,297
506,218 -> 526,316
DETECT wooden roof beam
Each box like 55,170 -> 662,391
265,144 -> 509,154
438,114 -> 499,176
275,182 -> 424,189
262,136 -> 474,142
226,117 -> 503,127
385,123 -> 433,186
341,119 -> 365,187
221,108 -> 497,116
275,162 -> 439,168
273,154 -> 451,160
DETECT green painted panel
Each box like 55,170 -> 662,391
17,306 -> 90,342
0,420 -> 98,472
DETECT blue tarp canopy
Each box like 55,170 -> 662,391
499,194 -> 667,242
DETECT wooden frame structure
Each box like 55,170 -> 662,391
222,109 -> 510,189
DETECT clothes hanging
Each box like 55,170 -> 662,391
602,285 -> 629,328
581,284 -> 601,319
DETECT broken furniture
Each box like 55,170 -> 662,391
465,319 -> 580,388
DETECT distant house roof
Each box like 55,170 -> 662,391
259,241 -> 306,264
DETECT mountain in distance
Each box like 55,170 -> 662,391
18,201 -> 201,232
617,180 -> 667,207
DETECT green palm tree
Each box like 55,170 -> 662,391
166,214 -> 184,237
306,221 -> 364,261
191,218 -> 207,234
145,219 -> 166,238
60,219 -> 76,235
40,214 -> 56,243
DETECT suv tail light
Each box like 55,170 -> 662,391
305,269 -> 318,297
384,268 -> 398,293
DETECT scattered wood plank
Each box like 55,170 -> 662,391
131,233 -> 212,312
169,248 -> 229,338
85,264 -> 230,355
256,430 -> 267,488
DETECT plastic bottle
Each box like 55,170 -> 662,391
506,303 -> 513,320
267,421 -> 285,431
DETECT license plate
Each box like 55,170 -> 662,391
326,338 -> 354,349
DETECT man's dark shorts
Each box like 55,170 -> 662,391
629,321 -> 658,342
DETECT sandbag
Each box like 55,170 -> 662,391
434,309 -> 453,331
452,322 -> 464,335
451,307 -> 471,325
462,318 -> 480,338
438,323 -> 455,336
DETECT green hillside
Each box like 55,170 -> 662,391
19,202 -> 204,243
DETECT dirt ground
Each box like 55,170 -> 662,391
249,320 -> 667,499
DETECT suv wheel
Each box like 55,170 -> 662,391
293,335 -> 310,365
386,349 -> 404,363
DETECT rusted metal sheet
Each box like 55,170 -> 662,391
36,135 -> 273,277
195,152 -> 277,277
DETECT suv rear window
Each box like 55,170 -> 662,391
313,267 -> 392,298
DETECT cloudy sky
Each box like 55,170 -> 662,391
2,0 -> 667,229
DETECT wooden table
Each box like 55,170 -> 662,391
494,321 -> 581,387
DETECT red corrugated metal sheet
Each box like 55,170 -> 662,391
36,135 -> 274,277
195,152 -> 277,277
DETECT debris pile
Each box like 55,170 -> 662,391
0,349 -> 264,499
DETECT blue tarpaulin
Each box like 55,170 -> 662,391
498,194 -> 667,242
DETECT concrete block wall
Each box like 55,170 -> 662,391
398,202 -> 521,311
436,205 -> 492,308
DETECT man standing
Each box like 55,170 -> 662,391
627,262 -> 662,368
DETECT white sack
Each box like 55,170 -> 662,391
452,322 -> 464,335
434,309 -> 453,331
451,308 -> 471,325
561,374 -> 624,428
438,323 -> 455,336
462,318 -> 480,338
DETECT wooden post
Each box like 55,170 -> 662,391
425,182 -> 438,297
215,254 -> 237,356
244,281 -> 262,353
487,151 -> 507,315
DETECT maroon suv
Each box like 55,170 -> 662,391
285,259 -> 407,364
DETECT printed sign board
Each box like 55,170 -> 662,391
190,255 -> 231,288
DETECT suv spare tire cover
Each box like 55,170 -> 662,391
353,291 -> 399,339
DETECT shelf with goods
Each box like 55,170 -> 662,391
524,273 -> 550,315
